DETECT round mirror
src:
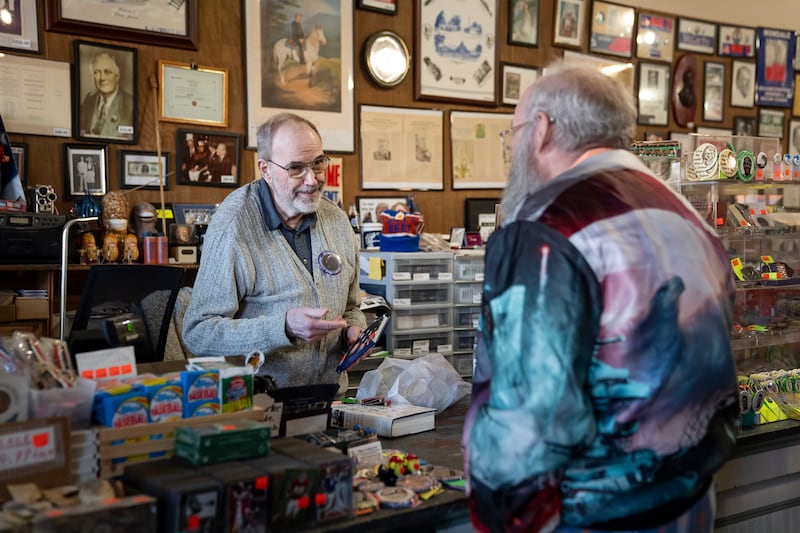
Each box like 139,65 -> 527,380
364,31 -> 410,88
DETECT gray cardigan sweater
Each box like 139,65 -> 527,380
181,180 -> 366,387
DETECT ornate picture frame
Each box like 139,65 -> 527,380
243,0 -> 355,152
415,0 -> 499,105
176,129 -> 241,188
64,143 -> 108,197
553,0 -> 586,48
119,150 -> 170,191
589,1 -> 635,59
509,0 -> 538,47
159,61 -> 228,127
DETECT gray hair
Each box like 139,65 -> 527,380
518,61 -> 637,152
256,113 -> 322,161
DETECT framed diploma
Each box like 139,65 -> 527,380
159,61 -> 228,127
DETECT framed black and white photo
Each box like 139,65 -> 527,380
731,61 -> 755,108
734,116 -> 757,137
703,62 -> 725,122
637,62 -> 670,126
553,0 -> 586,48
10,142 -> 26,186
64,143 -> 107,197
758,108 -> 785,138
0,1 -> 41,54
119,150 -> 170,191
501,63 -> 539,106
73,40 -> 137,144
789,119 -> 800,153
176,129 -> 241,188
509,0 -> 538,47
676,18 -> 716,55
173,203 -> 217,225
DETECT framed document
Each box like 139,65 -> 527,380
703,62 -> 725,122
450,111 -> 513,189
0,1 -> 41,54
636,13 -> 675,62
500,63 -> 539,106
589,1 -> 635,58
159,61 -> 228,127
637,62 -> 670,126
676,18 -> 716,54
0,55 -> 71,137
119,150 -> 170,191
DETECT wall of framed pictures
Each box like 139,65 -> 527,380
5,1 -> 800,235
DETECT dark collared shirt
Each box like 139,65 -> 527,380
256,178 -> 317,275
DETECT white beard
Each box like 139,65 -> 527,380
500,148 -> 544,223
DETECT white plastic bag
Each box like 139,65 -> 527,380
356,354 -> 471,414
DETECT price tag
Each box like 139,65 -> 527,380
731,257 -> 745,281
437,344 -> 453,353
0,426 -> 56,472
438,272 -> 453,281
393,298 -> 411,306
412,340 -> 430,355
413,273 -> 430,281
393,272 -> 412,281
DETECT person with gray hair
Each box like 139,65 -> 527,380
462,63 -> 738,532
182,112 -> 365,390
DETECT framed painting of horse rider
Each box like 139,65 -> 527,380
159,60 -> 228,127
243,0 -> 355,152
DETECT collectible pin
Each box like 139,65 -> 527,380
375,486 -> 416,508
719,148 -> 738,178
756,152 -> 768,168
692,143 -> 719,180
737,150 -> 756,182
318,250 -> 343,275
397,474 -> 438,493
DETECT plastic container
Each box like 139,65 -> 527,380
29,377 -> 96,429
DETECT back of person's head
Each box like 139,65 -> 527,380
520,62 -> 636,153
257,112 -> 321,161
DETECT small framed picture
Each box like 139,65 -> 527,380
789,119 -> 800,153
553,0 -> 586,48
173,203 -> 218,225
119,150 -> 170,191
589,1 -> 635,58
509,0 -> 539,47
758,109 -> 785,138
357,0 -> 397,14
676,18 -> 717,55
635,13 -> 675,62
703,62 -> 725,122
637,62 -> 670,126
176,129 -> 241,187
169,223 -> 198,245
733,116 -> 757,137
356,196 -> 407,224
73,40 -> 137,143
159,60 -> 228,126
500,63 -> 539,106
718,25 -> 755,57
731,61 -> 755,108
64,143 -> 108,197
10,142 -> 26,186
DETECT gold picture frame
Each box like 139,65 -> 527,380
159,61 -> 228,127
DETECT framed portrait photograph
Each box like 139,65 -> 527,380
169,223 -> 198,246
357,0 -> 396,14
415,0 -> 499,105
509,0 -> 538,47
718,25 -> 755,57
637,62 -> 670,126
635,13 -> 675,62
758,108 -> 785,138
676,18 -> 716,54
0,1 -> 41,54
176,129 -> 241,188
755,28 -> 795,108
159,61 -> 228,127
356,196 -> 407,224
73,40 -> 137,144
63,143 -> 107,197
789,119 -> 800,154
589,1 -> 635,59
703,62 -> 725,122
501,63 -> 539,106
730,61 -> 755,108
119,150 -> 170,191
173,203 -> 217,225
733,116 -> 757,137
9,142 -> 26,186
243,0 -> 355,152
44,0 -> 198,49
553,0 -> 586,48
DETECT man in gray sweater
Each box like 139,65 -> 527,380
182,113 -> 366,390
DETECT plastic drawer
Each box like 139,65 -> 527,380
454,256 -> 485,281
454,306 -> 480,329
454,282 -> 482,305
392,307 -> 452,331
454,329 -> 477,352
391,331 -> 453,357
391,256 -> 453,281
451,354 -> 474,376
390,282 -> 452,306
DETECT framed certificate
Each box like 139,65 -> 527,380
589,1 -> 635,58
159,61 -> 228,127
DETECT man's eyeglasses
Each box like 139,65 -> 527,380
498,114 -> 556,152
268,156 -> 331,179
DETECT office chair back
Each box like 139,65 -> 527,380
69,264 -> 184,363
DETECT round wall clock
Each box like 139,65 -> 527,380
363,31 -> 410,88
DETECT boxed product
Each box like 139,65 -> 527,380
92,382 -> 150,428
181,369 -> 221,418
200,462 -> 270,532
127,372 -> 184,423
187,357 -> 254,414
174,418 -> 271,465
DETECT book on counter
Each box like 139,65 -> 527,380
330,402 -> 436,437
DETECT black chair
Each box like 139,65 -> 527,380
68,264 -> 184,363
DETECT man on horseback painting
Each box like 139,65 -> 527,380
290,12 -> 306,65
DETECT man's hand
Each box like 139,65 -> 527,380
345,325 -> 362,346
285,307 -> 347,343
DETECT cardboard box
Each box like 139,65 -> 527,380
0,303 -> 15,322
15,297 -> 49,320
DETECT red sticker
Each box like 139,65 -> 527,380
255,476 -> 268,490
315,493 -> 327,506
96,368 -> 108,378
109,366 -> 120,376
32,432 -> 49,448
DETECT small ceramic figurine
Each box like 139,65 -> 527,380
123,233 -> 139,263
101,232 -> 120,263
80,232 -> 98,264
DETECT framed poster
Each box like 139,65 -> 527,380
73,40 -> 137,144
0,55 -> 71,137
159,61 -> 228,127
356,196 -> 407,224
357,0 -> 396,14
676,18 -> 716,54
718,25 -> 755,57
119,151 -> 170,191
64,143 -> 107,197
789,119 -> 800,153
703,62 -> 725,122
733,116 -> 757,137
636,13 -> 675,62
173,203 -> 217,225
758,108 -> 785,138
637,62 -> 670,126
553,0 -> 586,48
44,0 -> 198,49
756,28 -> 795,108
243,0 -> 355,152
509,0 -> 538,47
731,61 -> 756,108
415,0 -> 499,105
0,1 -> 41,54
450,111 -> 513,189
589,1 -> 634,58
500,63 -> 539,106
359,105 -> 443,190
176,129 -> 241,188
562,50 -> 634,93
9,142 -> 26,186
